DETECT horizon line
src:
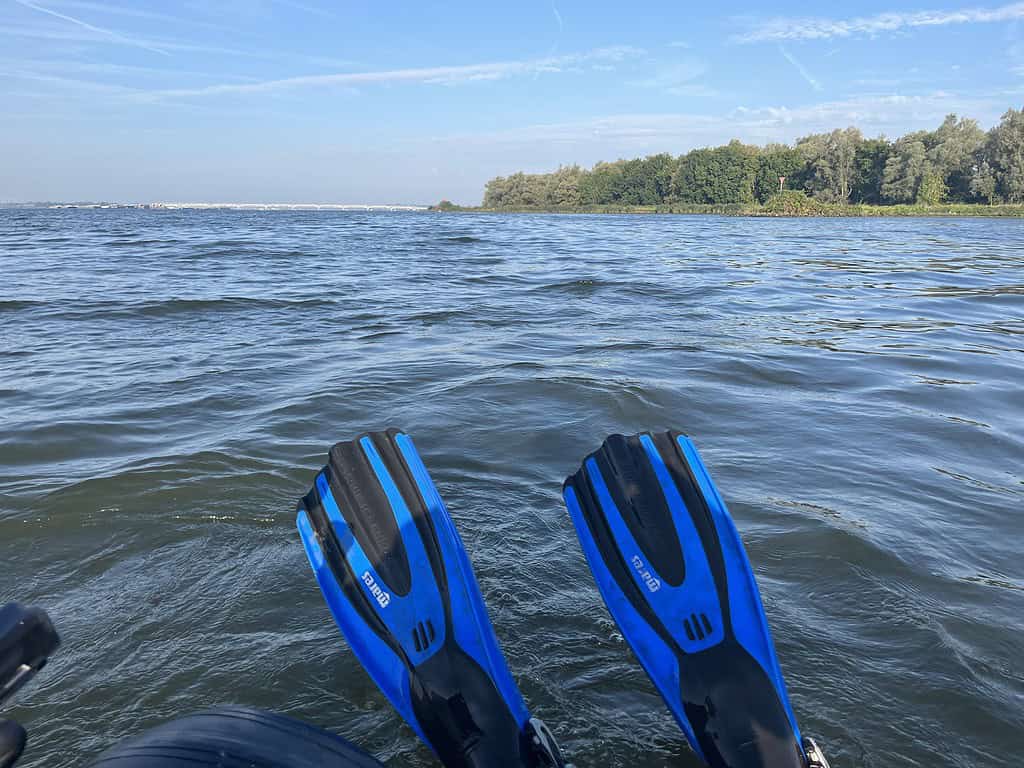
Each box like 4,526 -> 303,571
0,202 -> 433,209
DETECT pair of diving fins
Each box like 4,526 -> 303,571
296,429 -> 830,768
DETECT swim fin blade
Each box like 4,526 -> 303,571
564,432 -> 822,768
296,429 -> 566,768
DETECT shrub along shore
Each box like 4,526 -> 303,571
435,108 -> 1024,217
432,196 -> 1024,217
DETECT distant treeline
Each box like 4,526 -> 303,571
482,109 -> 1024,208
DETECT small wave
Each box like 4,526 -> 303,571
960,573 -> 1023,591
532,278 -> 610,295
914,375 -> 978,386
441,235 -> 484,244
459,255 -> 505,266
138,297 -> 336,316
50,296 -> 336,320
944,415 -> 991,429
499,361 -> 545,372
460,274 -> 521,286
199,239 -> 260,248
406,309 -> 470,324
103,238 -> 181,247
357,329 -> 405,341
933,466 -> 1016,495
0,299 -> 45,312
922,285 -> 1024,298
770,497 -> 869,528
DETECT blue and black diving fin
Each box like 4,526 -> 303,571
296,429 -> 566,768
563,432 -> 830,768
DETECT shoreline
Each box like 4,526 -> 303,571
5,202 -> 1021,218
432,202 -> 1024,218
0,203 -> 429,211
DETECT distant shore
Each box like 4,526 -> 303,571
430,201 -> 1024,218
5,201 -> 1020,218
471,110 -> 1024,217
0,202 -> 429,211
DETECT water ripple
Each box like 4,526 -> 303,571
2,210 -> 1023,767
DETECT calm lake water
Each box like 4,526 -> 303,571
2,209 -> 1022,768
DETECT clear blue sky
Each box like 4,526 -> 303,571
2,0 -> 1022,204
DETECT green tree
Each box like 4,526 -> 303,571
969,158 -> 998,204
547,165 -> 583,207
482,176 -> 509,207
881,134 -> 928,203
851,138 -> 891,204
671,148 -> 709,203
582,155 -> 677,205
754,144 -> 805,203
916,171 -> 947,204
927,114 -> 986,201
642,153 -> 678,203
482,171 -> 560,207
478,107 -> 1023,210
989,108 -> 1024,203
579,161 -> 624,205
617,158 -> 655,204
673,141 -> 758,204
798,128 -> 862,203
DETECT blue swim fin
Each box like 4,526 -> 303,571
297,429 -> 566,768
563,432 -> 829,768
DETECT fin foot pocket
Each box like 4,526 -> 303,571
297,429 -> 567,768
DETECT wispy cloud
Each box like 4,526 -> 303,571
552,1 -> 564,33
735,3 -> 1024,43
146,46 -> 644,98
628,60 -> 708,95
0,57 -> 258,82
0,69 -> 141,95
11,0 -> 170,55
729,92 -> 1003,131
779,46 -> 822,91
0,22 -> 304,58
852,71 -> 940,88
40,0 -> 225,29
271,0 -> 342,20
429,91 -> 1006,155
